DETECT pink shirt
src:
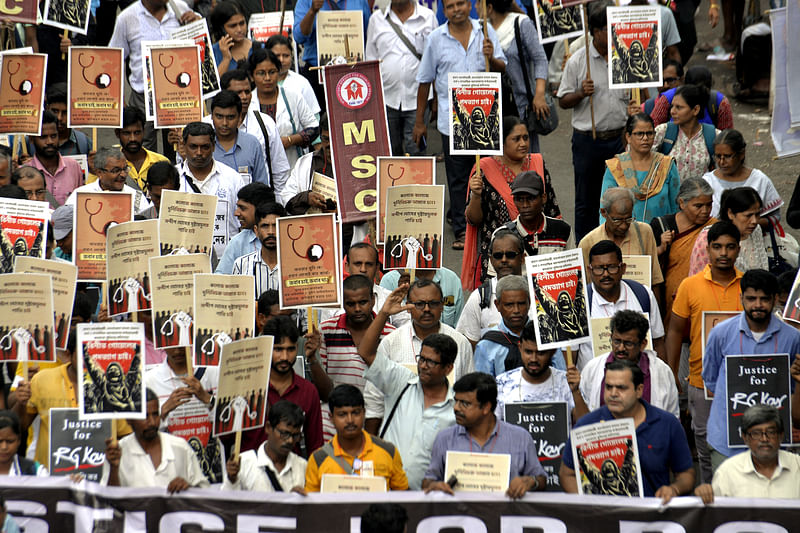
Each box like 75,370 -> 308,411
30,155 -> 84,205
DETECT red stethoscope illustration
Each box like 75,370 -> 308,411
78,53 -> 112,89
84,198 -> 120,236
158,53 -> 191,88
287,224 -> 323,262
387,164 -> 405,187
6,60 -> 33,95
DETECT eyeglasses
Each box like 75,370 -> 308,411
24,189 -> 47,199
416,354 -> 444,367
409,300 -> 443,310
746,428 -> 780,439
275,428 -> 303,441
714,152 -> 740,162
609,216 -> 634,225
491,251 -> 520,260
590,264 -> 621,275
610,338 -> 639,349
629,131 -> 656,139
99,166 -> 129,175
253,69 -> 279,78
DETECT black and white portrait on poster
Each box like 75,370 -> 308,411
448,72 -> 502,155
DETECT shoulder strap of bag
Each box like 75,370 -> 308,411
183,172 -> 202,194
385,13 -> 422,61
252,111 -> 274,188
632,221 -> 646,253
478,278 -> 493,309
701,123 -> 716,161
659,122 -> 678,155
514,18 -> 534,102
262,464 -> 285,491
315,441 -> 354,475
379,382 -> 413,439
623,280 -> 651,314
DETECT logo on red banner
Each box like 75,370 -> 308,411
336,73 -> 371,109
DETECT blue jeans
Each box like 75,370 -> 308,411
571,131 -> 624,242
386,107 -> 423,156
441,133 -> 473,237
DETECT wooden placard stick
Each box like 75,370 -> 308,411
565,345 -> 574,367
110,420 -> 117,445
307,307 -> 315,335
233,428 -> 242,461
185,346 -> 193,376
581,4 -> 596,139
482,0 -> 490,72
61,30 -> 68,60
279,0 -> 287,36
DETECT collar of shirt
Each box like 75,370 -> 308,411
33,153 -> 66,176
136,0 -> 179,26
181,160 -> 223,186
407,321 -> 442,344
59,130 -> 80,151
737,312 -> 782,342
603,349 -> 652,377
331,430 -> 374,459
216,134 -> 243,156
444,18 -> 481,47
591,280 -> 631,308
739,450 -> 796,479
269,370 -> 301,396
454,416 -> 500,445
159,359 -> 189,385
126,432 -> 175,466
515,215 -> 547,238
701,263 -> 744,288
382,3 -> 421,21
256,442 -> 301,476
588,40 -> 607,64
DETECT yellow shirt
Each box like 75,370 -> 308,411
578,221 -> 665,285
85,149 -> 168,190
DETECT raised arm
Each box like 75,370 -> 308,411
357,284 -> 413,367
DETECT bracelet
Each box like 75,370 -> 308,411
710,3 -> 720,7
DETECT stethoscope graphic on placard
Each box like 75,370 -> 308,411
201,331 -> 232,355
219,396 -> 257,432
6,60 -> 33,96
84,197 -> 121,236
78,53 -> 112,89
286,224 -> 324,262
158,53 -> 192,88
390,236 -> 432,270
112,278 -> 152,312
387,164 -> 405,187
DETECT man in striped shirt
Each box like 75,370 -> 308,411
232,202 -> 286,297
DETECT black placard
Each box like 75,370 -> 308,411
48,408 -> 111,482
503,402 -> 569,490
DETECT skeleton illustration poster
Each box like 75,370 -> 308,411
0,53 -> 47,135
49,408 -> 111,482
534,0 -> 584,44
608,6 -> 662,89
42,0 -> 91,35
106,220 -> 159,317
448,72 -> 502,155
67,47 -> 124,128
14,257 -> 78,350
316,11 -> 365,83
158,190 -> 216,256
192,274 -> 255,367
149,45 -> 203,129
76,322 -> 145,421
170,19 -> 221,100
383,185 -> 445,271
0,197 -> 48,274
276,213 -> 340,309
571,418 -> 643,497
0,273 -> 55,362
73,191 -> 134,282
213,336 -> 272,437
149,253 -> 211,350
526,249 -> 592,351
249,12 -> 298,72
376,157 -> 435,244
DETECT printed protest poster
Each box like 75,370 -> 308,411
193,274 -> 255,367
770,8 -> 800,158
444,451 -> 511,492
526,249 -> 591,350
308,172 -> 338,214
0,0 -> 38,24
0,53 -> 47,135
608,5 -> 662,89
534,0 -> 584,44
49,408 -> 111,482
321,474 -> 387,493
158,190 -> 216,256
106,220 -> 159,317
783,267 -> 800,324
212,336 -> 272,437
149,254 -> 211,349
0,197 -> 48,273
621,255 -> 651,287
448,72 -> 502,155
14,257 -> 78,350
65,154 -> 89,182
249,12 -> 298,72
376,157 -> 435,243
42,0 -> 90,34
590,312 -> 652,358
67,47 -> 124,128
571,418 -> 643,496
316,10 -> 365,82
0,273 -> 55,362
141,40 -> 193,121
276,213 -> 340,309
725,354 -> 792,448
170,19 -> 221,99
149,45 -> 203,128
383,184 -> 444,270
73,191 -> 134,282
324,61 -> 390,224
504,402 -> 569,491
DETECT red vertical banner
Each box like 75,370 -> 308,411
0,0 -> 38,24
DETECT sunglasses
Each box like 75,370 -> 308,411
491,251 -> 520,260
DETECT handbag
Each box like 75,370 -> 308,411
514,17 -> 558,135
765,223 -> 796,275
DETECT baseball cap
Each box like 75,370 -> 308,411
52,205 -> 74,240
510,171 -> 544,197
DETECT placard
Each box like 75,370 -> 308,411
170,19 -> 221,99
141,39 -> 193,121
0,196 -> 49,273
73,191 -> 134,282
14,257 -> 78,350
149,45 -> 203,128
448,72 -> 502,156
193,274 -> 255,367
321,474 -> 387,493
383,184 -> 444,270
724,354 -> 792,448
42,0 -> 91,35
534,0 -> 585,44
158,189 -> 216,256
503,402 -> 569,491
783,268 -> 800,324
607,5 -> 662,90
0,273 -> 56,362
248,12 -> 298,72
308,172 -> 338,214
316,10 -> 365,82
212,335 -> 272,437
621,255 -> 651,287
165,400 -> 223,484
0,0 -> 38,24
67,47 -> 124,128
106,220 -> 159,317
444,451 -> 511,492
769,8 -> 800,158
149,253 -> 211,349
590,312 -> 652,358
376,156 -> 435,244
48,408 -> 111,482
0,53 -> 47,135
276,213 -> 340,309
526,250 -> 592,350
76,322 -> 146,421
64,154 -> 89,182
570,417 -> 643,496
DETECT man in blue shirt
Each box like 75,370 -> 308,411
703,269 -> 800,473
215,182 -> 275,274
474,275 -> 529,376
210,91 -> 268,187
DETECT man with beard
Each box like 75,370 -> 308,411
105,388 -> 208,491
40,83 -> 92,157
215,182 -> 275,274
28,112 -> 84,206
232,202 -> 286,296
114,107 -> 169,190
702,269 -> 800,473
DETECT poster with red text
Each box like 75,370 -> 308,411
170,19 -> 221,99
571,418 -> 643,497
376,157 -> 435,244
448,72 -> 502,155
0,273 -> 55,362
608,5 -> 662,89
0,197 -> 49,273
68,47 -> 124,128
0,53 -> 47,135
534,0 -> 584,44
149,45 -> 203,128
249,12 -> 298,72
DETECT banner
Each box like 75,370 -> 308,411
276,213 -> 340,309
504,402 -> 569,491
448,72 -> 502,155
0,53 -> 47,135
170,19 -> 221,99
316,10 -> 365,81
42,0 -> 91,34
73,191 -> 134,282
383,184 -> 444,270
248,12 -> 298,72
193,274 -> 255,367
0,196 -> 48,273
149,45 -> 203,129
526,249 -> 591,350
621,255 -> 650,287
0,0 -> 38,24
106,220 -> 159,317
376,156 -> 435,243
771,9 -> 800,157
534,0 -> 584,44
158,190 -> 216,256
149,254 -> 211,349
608,6 -> 662,89
67,47 -> 124,128
324,61 -> 390,224
48,408 -> 111,482
590,312 -> 652,358
213,335 -> 272,437
14,257 -> 78,350
0,273 -> 55,362
571,418 -> 643,497
724,353 -> 792,448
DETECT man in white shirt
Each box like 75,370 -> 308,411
365,0 -> 436,156
223,400 -> 308,493
232,202 -> 286,297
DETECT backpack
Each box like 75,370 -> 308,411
480,330 -> 523,372
587,280 -> 651,314
658,122 -> 716,166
